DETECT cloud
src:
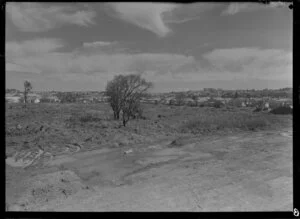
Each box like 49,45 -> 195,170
202,47 -> 292,81
6,38 -> 64,59
164,3 -> 219,24
6,38 -> 195,78
107,3 -> 220,37
6,38 -> 292,88
269,2 -> 290,8
107,3 -> 179,37
221,3 -> 253,15
126,53 -> 195,74
83,41 -> 116,48
6,3 -> 96,32
221,2 -> 291,15
6,63 -> 41,74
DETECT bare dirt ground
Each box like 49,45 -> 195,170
5,103 -> 292,211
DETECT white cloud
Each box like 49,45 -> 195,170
108,3 -> 179,37
221,2 -> 291,15
6,39 -> 292,87
164,3 -> 219,24
6,63 -> 41,74
6,38 -> 195,78
221,3 -> 253,15
203,47 -> 292,81
6,38 -> 64,59
269,2 -> 291,8
83,41 -> 116,48
6,3 -> 96,32
107,3 -> 221,37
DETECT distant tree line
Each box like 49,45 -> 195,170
55,92 -> 84,103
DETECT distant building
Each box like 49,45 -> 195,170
6,96 -> 21,103
264,102 -> 270,109
43,95 -> 60,103
196,97 -> 209,102
184,98 -> 195,105
27,93 -> 42,103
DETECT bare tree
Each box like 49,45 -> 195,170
23,80 -> 32,104
106,74 -> 152,126
122,97 -> 142,126
106,75 -> 125,120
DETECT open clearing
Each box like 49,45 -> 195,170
6,103 -> 292,211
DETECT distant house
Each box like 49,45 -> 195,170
196,97 -> 209,102
6,96 -> 21,103
184,98 -> 195,103
52,96 -> 60,103
145,98 -> 160,104
140,98 -> 147,103
27,93 -> 42,103
264,102 -> 270,109
41,95 -> 60,103
228,98 -> 244,107
161,98 -> 172,105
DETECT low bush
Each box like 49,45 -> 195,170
270,106 -> 292,115
39,98 -> 52,103
66,113 -> 103,126
268,100 -> 282,109
79,114 -> 103,123
181,111 -> 279,133
227,98 -> 244,108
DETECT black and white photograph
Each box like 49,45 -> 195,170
5,2 -> 293,212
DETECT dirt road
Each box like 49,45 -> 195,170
6,128 -> 292,211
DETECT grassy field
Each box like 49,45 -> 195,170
5,102 -> 292,157
5,102 -> 293,211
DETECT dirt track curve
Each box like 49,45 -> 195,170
6,128 -> 292,211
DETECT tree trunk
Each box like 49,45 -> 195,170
24,92 -> 27,104
122,113 -> 126,127
113,111 -> 120,120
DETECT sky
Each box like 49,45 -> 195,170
5,2 -> 293,92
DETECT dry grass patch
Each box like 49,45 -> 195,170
180,110 -> 289,134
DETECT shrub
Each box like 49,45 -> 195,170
212,100 -> 224,108
181,111 -> 276,133
66,113 -> 103,126
270,106 -> 292,115
268,101 -> 283,109
56,92 -> 82,103
79,114 -> 102,123
227,98 -> 244,107
39,98 -> 52,103
198,102 -> 205,107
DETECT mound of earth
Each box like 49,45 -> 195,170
7,170 -> 90,211
6,148 -> 44,168
270,106 -> 292,115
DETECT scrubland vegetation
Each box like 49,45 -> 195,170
5,101 -> 292,158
